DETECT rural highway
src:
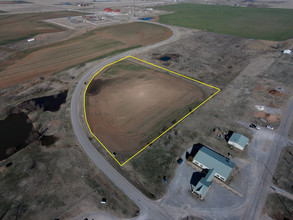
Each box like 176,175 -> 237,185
242,98 -> 293,220
71,21 -> 178,220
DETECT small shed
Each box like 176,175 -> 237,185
228,133 -> 249,150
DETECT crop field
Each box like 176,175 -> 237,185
156,4 -> 293,41
0,22 -> 172,89
85,58 -> 204,163
0,11 -> 85,45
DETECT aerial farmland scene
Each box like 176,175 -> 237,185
0,0 -> 292,219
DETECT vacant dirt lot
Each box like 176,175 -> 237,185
0,22 -> 172,89
86,59 -> 204,162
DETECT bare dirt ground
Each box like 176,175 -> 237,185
0,22 -> 172,89
87,25 -> 293,201
86,59 -> 204,162
0,61 -> 139,219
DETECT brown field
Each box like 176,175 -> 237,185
85,59 -> 204,160
0,11 -> 85,45
0,22 -> 172,89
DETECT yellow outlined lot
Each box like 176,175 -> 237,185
83,55 -> 220,166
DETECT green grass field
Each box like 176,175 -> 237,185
156,4 -> 293,41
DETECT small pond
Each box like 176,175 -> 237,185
138,17 -> 153,21
160,56 -> 171,61
0,113 -> 33,161
30,90 -> 68,112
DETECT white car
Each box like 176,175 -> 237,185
266,125 -> 274,130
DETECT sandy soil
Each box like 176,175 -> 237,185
86,60 -> 203,153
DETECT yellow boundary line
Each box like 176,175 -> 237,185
83,55 -> 220,166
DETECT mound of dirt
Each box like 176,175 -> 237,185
254,111 -> 280,123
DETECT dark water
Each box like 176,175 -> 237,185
160,56 -> 171,61
30,90 -> 68,112
0,113 -> 33,161
138,17 -> 153,21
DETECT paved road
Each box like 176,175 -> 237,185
242,98 -> 293,220
71,19 -> 293,220
70,21 -> 179,220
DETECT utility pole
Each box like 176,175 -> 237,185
264,163 -> 279,183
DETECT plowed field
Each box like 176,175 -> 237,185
85,59 -> 203,158
0,22 -> 172,88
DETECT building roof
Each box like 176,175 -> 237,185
205,168 -> 216,182
194,177 -> 212,196
229,133 -> 249,149
194,169 -> 215,196
193,147 -> 235,180
104,8 -> 113,12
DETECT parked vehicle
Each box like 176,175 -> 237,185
266,125 -> 274,130
250,123 -> 260,130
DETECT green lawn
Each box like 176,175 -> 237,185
156,4 -> 293,41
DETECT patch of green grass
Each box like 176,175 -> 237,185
156,4 -> 293,41
0,10 -> 6,13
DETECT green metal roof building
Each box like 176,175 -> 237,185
228,132 -> 249,150
192,146 -> 235,181
193,169 -> 215,199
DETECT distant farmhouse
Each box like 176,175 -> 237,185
192,146 -> 235,199
228,132 -> 249,150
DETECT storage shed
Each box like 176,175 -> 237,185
228,132 -> 249,150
